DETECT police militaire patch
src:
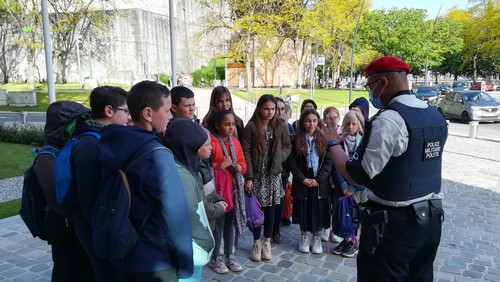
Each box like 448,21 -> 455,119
423,140 -> 442,160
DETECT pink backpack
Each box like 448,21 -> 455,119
214,167 -> 234,213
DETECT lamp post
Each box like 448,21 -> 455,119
169,0 -> 177,87
76,36 -> 82,89
348,0 -> 366,104
41,0 -> 55,103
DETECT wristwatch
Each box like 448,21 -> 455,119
326,140 -> 340,150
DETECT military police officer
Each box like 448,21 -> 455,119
322,56 -> 447,281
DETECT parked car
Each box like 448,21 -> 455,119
470,82 -> 484,90
470,82 -> 495,91
451,80 -> 470,91
435,83 -> 451,95
414,86 -> 439,101
436,91 -> 500,123
485,83 -> 495,91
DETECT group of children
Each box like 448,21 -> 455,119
33,80 -> 372,281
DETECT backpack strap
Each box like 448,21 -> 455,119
121,141 -> 167,233
123,142 -> 166,172
77,131 -> 101,140
33,145 -> 59,159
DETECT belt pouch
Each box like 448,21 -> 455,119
429,199 -> 444,222
409,200 -> 430,226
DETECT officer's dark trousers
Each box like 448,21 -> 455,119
357,215 -> 442,282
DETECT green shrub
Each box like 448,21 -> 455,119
191,59 -> 225,87
159,73 -> 171,86
0,122 -> 44,146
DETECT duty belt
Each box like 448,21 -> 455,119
365,199 -> 444,223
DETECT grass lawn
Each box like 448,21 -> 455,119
0,142 -> 35,179
0,199 -> 21,219
0,91 -> 92,112
233,88 -> 369,110
0,142 -> 34,219
0,82 -> 130,112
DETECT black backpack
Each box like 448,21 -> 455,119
19,146 -> 60,240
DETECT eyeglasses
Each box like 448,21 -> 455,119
363,79 -> 380,91
113,107 -> 130,115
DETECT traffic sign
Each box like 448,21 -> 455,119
180,74 -> 193,87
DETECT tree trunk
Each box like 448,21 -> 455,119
321,65 -> 325,88
245,32 -> 252,99
294,38 -> 306,89
472,53 -> 477,83
27,49 -> 35,89
61,55 -> 67,83
253,36 -> 258,88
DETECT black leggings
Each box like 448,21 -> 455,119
252,205 -> 275,240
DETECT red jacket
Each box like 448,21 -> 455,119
210,134 -> 247,185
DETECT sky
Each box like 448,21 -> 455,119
371,0 -> 470,18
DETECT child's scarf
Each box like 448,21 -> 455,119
214,133 -> 246,236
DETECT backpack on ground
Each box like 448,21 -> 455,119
92,142 -> 165,259
19,146 -> 60,241
332,195 -> 357,239
54,131 -> 100,209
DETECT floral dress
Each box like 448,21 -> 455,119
253,129 -> 283,207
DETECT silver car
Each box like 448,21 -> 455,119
436,91 -> 500,123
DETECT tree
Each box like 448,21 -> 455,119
0,13 -> 25,83
447,1 -> 499,79
1,0 -> 43,88
358,8 -> 463,76
47,0 -> 114,83
308,0 -> 366,87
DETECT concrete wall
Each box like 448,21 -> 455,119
4,0 -> 225,85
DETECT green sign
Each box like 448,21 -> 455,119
23,25 -> 32,33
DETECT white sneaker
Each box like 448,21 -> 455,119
311,235 -> 323,254
209,256 -> 229,274
331,234 -> 342,243
298,234 -> 310,253
320,228 -> 330,242
250,242 -> 262,262
225,255 -> 243,272
261,241 -> 272,260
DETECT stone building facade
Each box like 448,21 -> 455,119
6,0 -> 224,85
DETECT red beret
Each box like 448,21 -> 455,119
364,56 -> 411,77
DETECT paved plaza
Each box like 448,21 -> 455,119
0,88 -> 499,281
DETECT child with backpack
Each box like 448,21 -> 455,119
97,81 -> 194,281
70,86 -> 128,281
332,110 -> 367,257
27,101 -> 94,281
288,108 -> 333,254
242,95 -> 292,262
206,109 -> 247,274
165,118 -> 215,281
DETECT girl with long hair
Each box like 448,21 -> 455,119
202,86 -> 245,140
288,108 -> 333,254
242,94 -> 292,262
207,110 -> 247,274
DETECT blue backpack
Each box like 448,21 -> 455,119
332,195 -> 357,238
19,146 -> 60,241
54,131 -> 100,208
92,142 -> 164,259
